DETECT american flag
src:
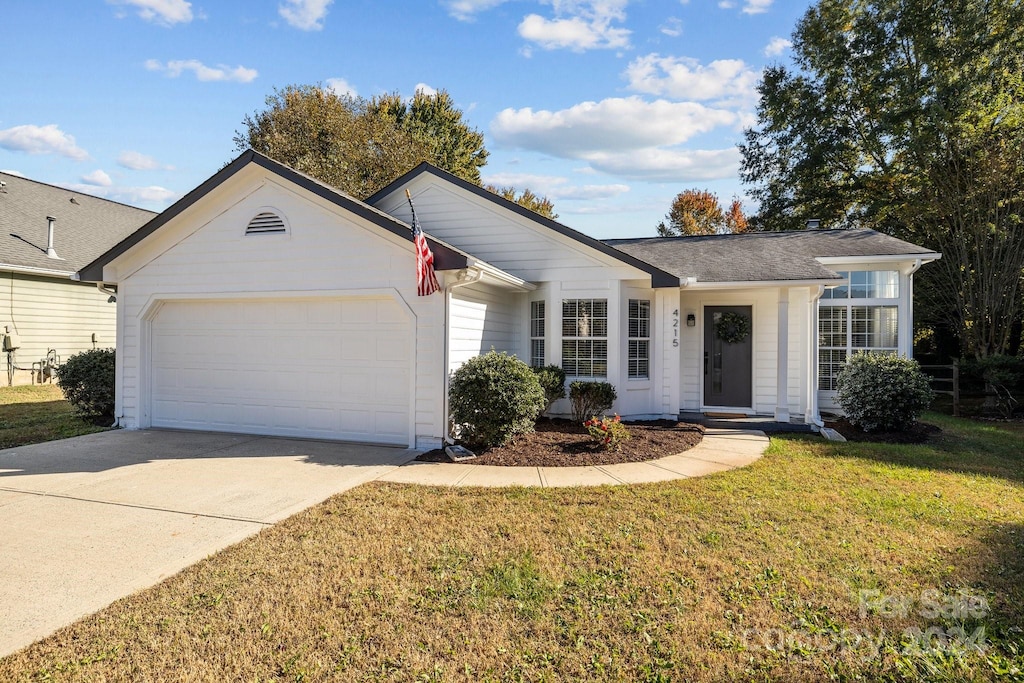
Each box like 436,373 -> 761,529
406,190 -> 440,296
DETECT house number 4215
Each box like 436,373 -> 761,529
672,309 -> 680,347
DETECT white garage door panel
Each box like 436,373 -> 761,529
150,298 -> 411,444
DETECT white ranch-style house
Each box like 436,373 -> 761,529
78,151 -> 940,449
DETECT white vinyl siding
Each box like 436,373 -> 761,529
0,273 -> 117,384
448,282 -> 519,373
112,167 -> 446,448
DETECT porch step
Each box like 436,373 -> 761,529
678,411 -> 815,434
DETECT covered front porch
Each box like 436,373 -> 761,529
677,281 -> 834,428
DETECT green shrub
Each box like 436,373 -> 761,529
569,381 -> 617,423
836,353 -> 933,432
449,350 -> 546,448
532,364 -> 566,414
56,348 -> 116,424
584,414 -> 630,451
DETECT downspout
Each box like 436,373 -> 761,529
903,259 -> 923,360
442,267 -> 483,445
96,282 -> 117,301
807,285 -> 826,430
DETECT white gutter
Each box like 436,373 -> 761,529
442,267 -> 483,445
465,258 -> 536,291
816,253 -> 941,266
0,263 -> 76,279
682,277 -> 845,290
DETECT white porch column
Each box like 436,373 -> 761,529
775,287 -> 790,422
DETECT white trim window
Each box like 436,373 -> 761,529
628,299 -> 650,379
562,299 -> 607,377
819,270 -> 900,390
530,300 -> 545,368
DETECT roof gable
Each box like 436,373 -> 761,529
367,163 -> 680,288
78,151 -> 469,282
0,172 -> 155,275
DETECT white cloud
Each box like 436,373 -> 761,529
442,0 -> 511,21
624,54 -> 759,105
718,0 -> 735,7
414,83 -> 437,96
80,169 -> 113,187
145,59 -> 258,83
483,172 -> 630,200
742,0 -> 773,14
278,0 -> 333,30
325,78 -> 356,97
763,36 -> 792,56
0,169 -> 26,178
518,0 -> 631,51
587,147 -> 742,182
65,183 -> 179,207
116,150 -> 173,171
492,97 -> 737,157
660,17 -> 683,37
108,0 -> 193,25
0,124 -> 89,161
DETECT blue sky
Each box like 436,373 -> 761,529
0,0 -> 811,239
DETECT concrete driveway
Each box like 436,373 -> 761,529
0,429 -> 413,658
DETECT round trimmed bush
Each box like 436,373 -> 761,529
836,353 -> 933,432
533,364 -> 566,414
449,350 -> 546,448
56,348 -> 116,424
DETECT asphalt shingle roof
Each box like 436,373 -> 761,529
605,229 -> 938,283
0,172 -> 155,274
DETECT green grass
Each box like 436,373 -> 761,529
1,413 -> 1023,681
0,385 -> 108,449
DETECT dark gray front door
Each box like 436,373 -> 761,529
704,306 -> 753,408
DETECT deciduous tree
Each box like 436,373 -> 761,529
739,0 -> 1024,357
484,185 -> 558,219
656,189 -> 746,236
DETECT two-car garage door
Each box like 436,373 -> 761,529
149,297 -> 411,445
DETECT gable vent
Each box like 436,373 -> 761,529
246,211 -> 287,235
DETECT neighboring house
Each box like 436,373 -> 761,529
78,151 -> 940,448
0,172 -> 155,385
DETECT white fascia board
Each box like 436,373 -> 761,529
466,258 -> 537,291
681,278 -> 845,291
0,263 -> 75,279
816,253 -> 941,266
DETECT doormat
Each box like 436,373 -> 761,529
704,412 -> 749,419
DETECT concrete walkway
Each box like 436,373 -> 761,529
378,428 -> 769,487
0,427 -> 767,658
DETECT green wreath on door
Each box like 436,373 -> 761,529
715,311 -> 751,344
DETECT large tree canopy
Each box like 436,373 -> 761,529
740,0 -> 1024,357
234,84 -> 555,216
656,189 -> 748,236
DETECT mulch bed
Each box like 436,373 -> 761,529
825,418 -> 941,444
416,418 -> 704,467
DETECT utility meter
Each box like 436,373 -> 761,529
2,331 -> 19,351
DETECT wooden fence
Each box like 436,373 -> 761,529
920,363 -> 960,417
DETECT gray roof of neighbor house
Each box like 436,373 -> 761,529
605,229 -> 940,283
0,172 -> 155,276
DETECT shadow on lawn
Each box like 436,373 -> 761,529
955,521 -> 1024,654
803,419 -> 1024,484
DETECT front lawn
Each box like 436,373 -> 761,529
2,414 -> 1022,681
0,385 -> 108,449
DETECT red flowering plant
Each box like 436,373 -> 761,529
584,414 -> 630,451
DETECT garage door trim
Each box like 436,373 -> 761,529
138,288 -> 417,447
